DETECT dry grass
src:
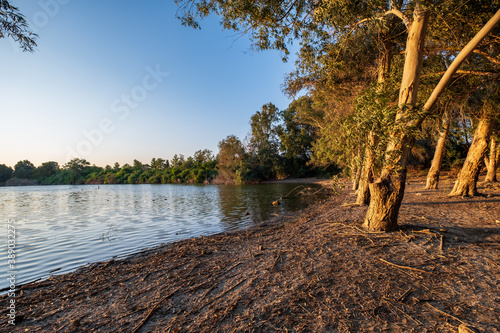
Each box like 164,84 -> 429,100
1,175 -> 500,332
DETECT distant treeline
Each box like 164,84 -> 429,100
0,102 -> 337,186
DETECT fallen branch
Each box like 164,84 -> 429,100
396,287 -> 413,302
131,287 -> 181,333
425,302 -> 466,325
379,258 -> 430,274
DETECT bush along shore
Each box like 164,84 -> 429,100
1,175 -> 500,332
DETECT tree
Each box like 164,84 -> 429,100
64,158 -> 90,171
449,117 -> 493,196
13,160 -> 35,179
1,1 -> 38,52
276,97 -> 316,177
133,159 -> 144,171
248,103 -> 282,179
484,134 -> 499,182
425,109 -> 452,189
34,161 -> 59,181
171,154 -> 185,168
193,149 -> 214,164
150,158 -> 167,170
216,135 -> 247,184
0,164 -> 13,182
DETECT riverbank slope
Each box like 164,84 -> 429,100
1,175 -> 500,332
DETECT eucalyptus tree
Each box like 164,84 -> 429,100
176,0 -> 500,230
484,133 -> 499,182
0,0 -> 37,51
423,1 -> 500,193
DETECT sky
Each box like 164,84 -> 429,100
0,0 -> 298,168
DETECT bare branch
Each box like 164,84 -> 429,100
348,7 -> 410,35
424,70 -> 500,77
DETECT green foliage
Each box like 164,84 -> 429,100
215,135 -> 248,184
0,0 -> 38,52
276,96 -> 317,177
0,164 -> 13,182
13,160 -> 35,179
34,162 -> 59,184
248,103 -> 282,180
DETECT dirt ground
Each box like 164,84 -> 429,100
1,173 -> 499,332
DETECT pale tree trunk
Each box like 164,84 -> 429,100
426,109 -> 451,189
356,132 -> 377,205
449,118 -> 492,196
351,149 -> 363,190
363,7 -> 430,231
484,136 -> 498,182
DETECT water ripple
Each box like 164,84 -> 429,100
0,183 -> 319,289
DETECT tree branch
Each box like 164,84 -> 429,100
424,70 -> 500,77
423,9 -> 500,114
472,49 -> 500,66
348,8 -> 410,35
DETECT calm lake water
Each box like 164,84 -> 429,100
0,183 -> 321,290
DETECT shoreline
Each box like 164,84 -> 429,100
1,176 -> 499,332
0,177 -> 334,188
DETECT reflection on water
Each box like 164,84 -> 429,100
0,183 -> 322,289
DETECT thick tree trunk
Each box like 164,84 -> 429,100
449,118 -> 492,196
356,132 -> 377,205
484,136 -> 498,182
363,7 -> 429,232
426,110 -> 451,189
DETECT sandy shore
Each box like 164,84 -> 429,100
1,175 -> 499,332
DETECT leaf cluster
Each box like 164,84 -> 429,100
0,0 -> 37,52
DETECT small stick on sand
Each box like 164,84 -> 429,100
425,302 -> 467,325
379,259 -> 430,274
131,287 -> 181,333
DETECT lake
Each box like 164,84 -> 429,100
0,183 -> 323,290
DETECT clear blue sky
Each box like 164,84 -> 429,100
0,0 -> 298,168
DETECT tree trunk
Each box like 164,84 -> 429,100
363,6 -> 429,231
426,110 -> 451,189
484,136 -> 498,182
351,149 -> 363,190
449,118 -> 492,196
356,132 -> 377,205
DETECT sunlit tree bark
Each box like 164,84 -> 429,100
426,109 -> 451,189
356,131 -> 377,205
364,6 -> 430,231
484,136 -> 499,182
449,118 -> 492,196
